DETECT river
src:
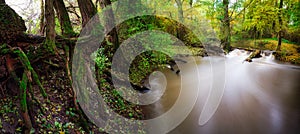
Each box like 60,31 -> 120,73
142,49 -> 300,134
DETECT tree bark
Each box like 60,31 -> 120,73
54,0 -> 75,37
45,0 -> 57,53
39,0 -> 46,36
99,0 -> 119,52
189,0 -> 193,7
78,0 -> 97,27
222,0 -> 231,52
0,0 -> 5,4
277,0 -> 283,51
175,0 -> 184,40
175,0 -> 184,23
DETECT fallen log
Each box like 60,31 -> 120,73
245,50 -> 262,62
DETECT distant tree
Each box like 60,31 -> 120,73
54,0 -> 75,37
99,0 -> 119,52
175,0 -> 185,41
277,0 -> 283,51
243,0 -> 277,40
39,0 -> 46,35
78,0 -> 97,27
175,0 -> 184,22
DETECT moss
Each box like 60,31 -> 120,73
45,39 -> 57,54
20,73 -> 28,112
12,48 -> 48,97
0,43 -> 9,55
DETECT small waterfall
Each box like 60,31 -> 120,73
226,49 -> 251,58
260,50 -> 275,61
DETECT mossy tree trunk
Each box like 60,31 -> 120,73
277,0 -> 283,51
54,0 -> 75,37
99,0 -> 119,53
0,1 -> 49,132
1,45 -> 48,134
39,0 -> 46,35
45,0 -> 57,53
222,0 -> 231,53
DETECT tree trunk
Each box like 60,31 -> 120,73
175,0 -> 184,23
99,0 -> 119,52
45,0 -> 57,53
39,0 -> 46,36
222,0 -> 231,52
175,0 -> 184,40
189,0 -> 193,7
78,0 -> 97,27
54,0 -> 75,37
277,0 -> 283,51
0,0 -> 5,4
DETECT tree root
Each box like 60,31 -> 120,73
1,44 -> 48,133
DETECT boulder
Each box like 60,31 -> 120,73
0,1 -> 26,44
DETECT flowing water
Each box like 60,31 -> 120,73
143,49 -> 300,134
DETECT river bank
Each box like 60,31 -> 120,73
232,39 -> 300,64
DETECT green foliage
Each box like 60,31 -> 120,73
45,39 -> 56,54
19,73 -> 28,112
0,43 -> 9,55
289,1 -> 300,28
93,48 -> 110,75
243,3 -> 278,36
129,51 -> 170,85
55,17 -> 62,35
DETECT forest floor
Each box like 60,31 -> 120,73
0,41 -> 145,133
0,58 -> 103,133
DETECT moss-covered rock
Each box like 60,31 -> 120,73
0,1 -> 26,44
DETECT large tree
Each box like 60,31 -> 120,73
277,0 -> 284,51
45,0 -> 57,53
222,0 -> 231,52
39,0 -> 46,35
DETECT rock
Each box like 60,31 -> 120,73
0,1 -> 26,44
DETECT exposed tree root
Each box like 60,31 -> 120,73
1,44 -> 48,133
